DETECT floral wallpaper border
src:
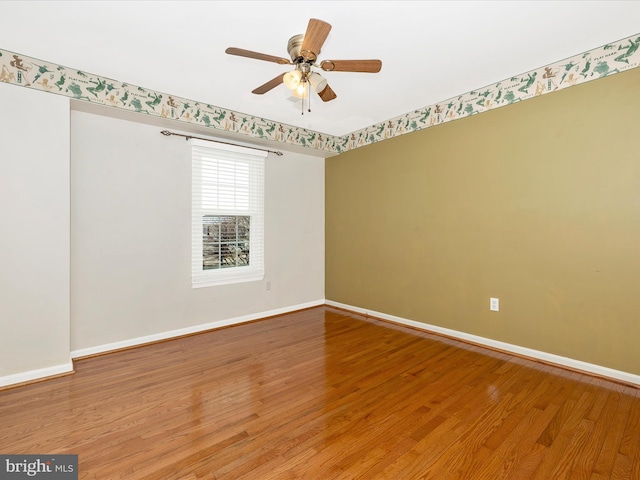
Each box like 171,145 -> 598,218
1,33 -> 638,155
0,48 -> 338,152
345,33 -> 640,151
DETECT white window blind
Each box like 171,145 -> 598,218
191,139 -> 266,287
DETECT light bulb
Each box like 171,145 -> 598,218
292,81 -> 309,98
283,70 -> 302,90
308,72 -> 327,93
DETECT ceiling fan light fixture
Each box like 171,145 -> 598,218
308,72 -> 327,93
292,81 -> 309,99
283,69 -> 302,90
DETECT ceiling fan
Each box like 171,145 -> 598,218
225,18 -> 382,107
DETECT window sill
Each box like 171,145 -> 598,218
192,269 -> 264,288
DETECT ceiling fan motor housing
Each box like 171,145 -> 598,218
288,34 -> 318,64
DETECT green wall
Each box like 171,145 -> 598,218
326,67 -> 640,375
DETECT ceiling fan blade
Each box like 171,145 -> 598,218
317,83 -> 337,102
320,59 -> 382,73
252,74 -> 285,94
225,47 -> 291,65
300,19 -> 332,58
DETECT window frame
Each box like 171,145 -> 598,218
191,139 -> 266,288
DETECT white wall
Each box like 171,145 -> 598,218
70,109 -> 324,352
0,84 -> 71,381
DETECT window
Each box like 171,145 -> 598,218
191,139 -> 266,287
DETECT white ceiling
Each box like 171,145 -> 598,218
1,1 -> 639,137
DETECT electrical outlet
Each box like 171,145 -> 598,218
266,281 -> 271,291
490,297 -> 499,312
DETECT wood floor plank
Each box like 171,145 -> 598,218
449,367 -> 560,479
589,386 -> 635,478
0,306 -> 638,479
609,388 -> 640,480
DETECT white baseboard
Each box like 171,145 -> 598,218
8,300 -> 637,389
0,361 -> 74,389
326,300 -> 640,387
71,299 -> 325,359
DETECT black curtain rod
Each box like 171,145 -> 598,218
160,130 -> 283,156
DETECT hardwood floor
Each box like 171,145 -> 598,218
1,306 -> 638,479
